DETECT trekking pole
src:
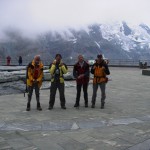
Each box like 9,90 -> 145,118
24,84 -> 28,97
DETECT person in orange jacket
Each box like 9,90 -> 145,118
26,55 -> 43,111
91,54 -> 110,109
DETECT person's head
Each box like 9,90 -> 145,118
55,54 -> 62,63
97,54 -> 103,63
78,55 -> 84,63
34,55 -> 41,66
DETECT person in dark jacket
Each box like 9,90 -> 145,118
73,55 -> 90,108
18,56 -> 22,65
91,54 -> 110,109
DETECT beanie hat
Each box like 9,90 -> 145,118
55,54 -> 62,58
97,54 -> 103,59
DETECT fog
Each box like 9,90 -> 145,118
0,0 -> 150,38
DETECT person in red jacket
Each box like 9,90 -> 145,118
73,55 -> 90,108
6,56 -> 11,65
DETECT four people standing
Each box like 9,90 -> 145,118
26,53 -> 110,111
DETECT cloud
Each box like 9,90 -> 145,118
0,0 -> 150,37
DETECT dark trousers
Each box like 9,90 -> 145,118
49,81 -> 66,107
92,83 -> 106,104
76,84 -> 88,104
28,83 -> 40,103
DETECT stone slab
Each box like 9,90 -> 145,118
0,67 -> 150,149
142,69 -> 150,76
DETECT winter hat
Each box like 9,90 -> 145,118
55,54 -> 62,58
97,54 -> 103,59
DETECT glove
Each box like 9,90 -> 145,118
60,60 -> 64,66
53,60 -> 56,65
78,74 -> 84,79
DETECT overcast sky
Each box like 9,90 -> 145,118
0,0 -> 150,36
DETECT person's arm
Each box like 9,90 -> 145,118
49,60 -> 57,75
61,64 -> 68,74
103,64 -> 110,75
91,64 -> 95,74
84,63 -> 90,77
28,68 -> 34,81
73,65 -> 78,78
49,64 -> 56,75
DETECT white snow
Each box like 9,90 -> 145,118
99,22 -> 150,52
95,41 -> 100,48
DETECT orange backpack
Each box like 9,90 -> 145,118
93,66 -> 108,83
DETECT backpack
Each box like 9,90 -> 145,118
93,65 -> 108,83
26,62 -> 34,81
24,62 -> 33,93
94,66 -> 105,77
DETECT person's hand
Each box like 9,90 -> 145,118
60,61 -> 64,67
33,79 -> 38,84
78,74 -> 84,79
53,60 -> 56,65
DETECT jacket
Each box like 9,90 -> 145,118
91,60 -> 110,84
27,60 -> 44,87
73,61 -> 89,85
49,61 -> 68,83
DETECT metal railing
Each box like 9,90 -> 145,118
0,58 -> 150,67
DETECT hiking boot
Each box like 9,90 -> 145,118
26,102 -> 30,111
91,104 -> 95,108
37,103 -> 42,111
61,106 -> 66,109
85,103 -> 88,108
101,102 -> 105,109
48,105 -> 53,110
74,103 -> 79,107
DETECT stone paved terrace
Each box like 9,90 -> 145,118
0,67 -> 150,150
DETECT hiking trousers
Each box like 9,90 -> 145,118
76,83 -> 88,105
28,82 -> 40,103
91,83 -> 106,104
49,81 -> 66,107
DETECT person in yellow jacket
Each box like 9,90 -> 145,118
48,54 -> 68,110
26,55 -> 43,111
91,54 -> 110,109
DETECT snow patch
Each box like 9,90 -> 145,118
95,41 -> 100,48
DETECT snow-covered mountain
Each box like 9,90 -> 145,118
36,21 -> 150,60
1,21 -> 150,61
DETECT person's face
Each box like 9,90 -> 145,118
34,58 -> 40,66
56,56 -> 61,62
78,55 -> 84,63
97,57 -> 102,63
